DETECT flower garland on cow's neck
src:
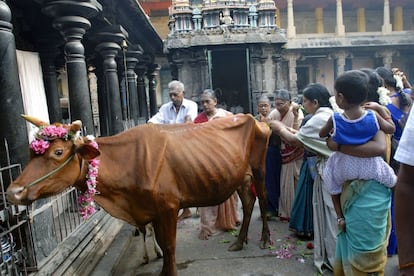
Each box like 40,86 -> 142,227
30,126 -> 100,220
78,135 -> 100,220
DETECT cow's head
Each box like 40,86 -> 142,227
6,115 -> 100,205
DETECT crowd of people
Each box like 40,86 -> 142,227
148,66 -> 413,275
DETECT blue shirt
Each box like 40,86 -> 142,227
332,110 -> 379,145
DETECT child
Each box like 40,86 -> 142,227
319,70 -> 397,231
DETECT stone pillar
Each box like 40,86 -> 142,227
315,7 -> 324,34
335,0 -> 345,36
287,0 -> 296,39
147,64 -> 159,117
286,53 -> 299,96
39,46 -> 63,123
382,0 -> 392,33
334,51 -> 347,77
259,57 -> 267,93
357,8 -> 366,32
394,6 -> 403,31
96,42 -> 124,135
376,50 -> 395,69
249,46 -> 261,94
43,0 -> 102,135
272,54 -> 283,91
136,65 -> 149,120
124,51 -> 140,125
199,53 -> 209,93
0,1 -> 29,169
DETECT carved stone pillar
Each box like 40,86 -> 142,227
286,53 -> 300,96
96,42 -> 124,135
335,0 -> 345,36
199,53 -> 209,93
376,50 -> 395,69
147,64 -> 159,117
382,0 -> 392,33
0,1 -> 29,169
39,46 -> 63,123
272,54 -> 283,91
287,0 -> 296,38
43,1 -> 102,134
124,51 -> 140,125
259,57 -> 267,93
136,65 -> 149,119
334,51 -> 347,77
249,46 -> 263,95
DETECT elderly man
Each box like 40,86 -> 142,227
148,80 -> 198,124
148,80 -> 198,220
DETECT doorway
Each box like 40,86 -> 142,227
209,48 -> 250,113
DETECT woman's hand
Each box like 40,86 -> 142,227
268,120 -> 285,133
291,102 -> 300,118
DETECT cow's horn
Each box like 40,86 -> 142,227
20,114 -> 49,127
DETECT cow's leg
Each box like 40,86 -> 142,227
148,223 -> 163,258
152,212 -> 178,276
253,169 -> 272,249
139,225 -> 150,264
228,174 -> 256,251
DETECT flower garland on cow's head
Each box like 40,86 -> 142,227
29,125 -> 100,220
78,135 -> 100,220
30,125 -> 72,154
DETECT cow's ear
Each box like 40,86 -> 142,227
69,120 -> 82,133
76,144 -> 100,161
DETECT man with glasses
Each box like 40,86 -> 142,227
148,80 -> 198,124
148,80 -> 198,220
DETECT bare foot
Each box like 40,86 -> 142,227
198,230 -> 210,240
177,208 -> 192,221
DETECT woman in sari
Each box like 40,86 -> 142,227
255,95 -> 281,219
194,89 -> 240,240
269,84 -> 336,272
375,67 -> 412,257
269,89 -> 304,221
270,83 -> 390,274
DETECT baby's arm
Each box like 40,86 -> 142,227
319,116 -> 333,138
364,102 -> 395,134
375,112 -> 395,134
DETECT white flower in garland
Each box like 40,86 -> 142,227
394,74 -> 404,90
377,87 -> 392,106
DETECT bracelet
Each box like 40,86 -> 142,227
337,217 -> 345,223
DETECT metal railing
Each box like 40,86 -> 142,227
0,139 -> 92,274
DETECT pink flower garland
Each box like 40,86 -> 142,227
78,137 -> 100,220
30,125 -> 69,155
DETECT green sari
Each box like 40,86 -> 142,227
334,180 -> 391,276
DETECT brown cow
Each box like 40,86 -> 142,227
7,114 -> 271,275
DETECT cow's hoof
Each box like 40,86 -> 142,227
142,257 -> 149,264
260,240 -> 271,249
228,241 -> 243,251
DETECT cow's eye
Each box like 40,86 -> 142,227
55,149 -> 63,156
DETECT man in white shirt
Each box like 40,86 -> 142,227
148,80 -> 198,124
394,106 -> 414,275
148,80 -> 198,221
